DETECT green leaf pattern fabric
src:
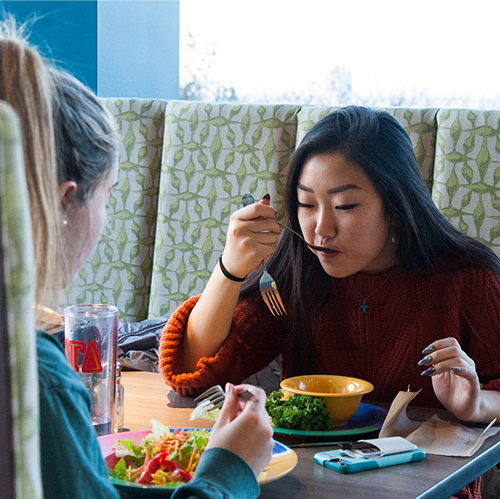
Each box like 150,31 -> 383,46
296,106 -> 438,190
64,99 -> 166,322
148,101 -> 300,317
432,110 -> 500,257
0,102 -> 41,498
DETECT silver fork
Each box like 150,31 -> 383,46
259,259 -> 286,316
241,193 -> 287,316
193,384 -> 260,412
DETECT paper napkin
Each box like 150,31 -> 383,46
379,390 -> 500,457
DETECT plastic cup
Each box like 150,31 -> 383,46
64,304 -> 119,436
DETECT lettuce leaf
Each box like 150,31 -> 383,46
109,458 -> 128,480
265,390 -> 334,431
112,438 -> 145,466
151,419 -> 170,440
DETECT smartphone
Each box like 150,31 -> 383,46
314,437 -> 425,474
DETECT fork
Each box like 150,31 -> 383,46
193,385 -> 260,413
241,193 -> 287,316
274,220 -> 336,253
259,259 -> 287,316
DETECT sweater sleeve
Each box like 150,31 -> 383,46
170,448 -> 260,499
159,293 -> 286,397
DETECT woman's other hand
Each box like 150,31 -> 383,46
420,337 -> 481,421
221,196 -> 280,279
206,383 -> 274,478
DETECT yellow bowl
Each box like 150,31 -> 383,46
280,375 -> 374,427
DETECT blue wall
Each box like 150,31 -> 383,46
0,1 -> 179,98
98,1 -> 179,98
1,1 -> 98,92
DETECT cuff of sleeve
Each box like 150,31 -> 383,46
158,294 -> 258,398
173,448 -> 260,499
158,295 -> 232,397
158,295 -> 207,394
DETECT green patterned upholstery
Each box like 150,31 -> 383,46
64,99 -> 167,322
432,109 -> 500,257
148,101 -> 300,317
297,106 -> 438,190
0,102 -> 41,498
432,109 -> 500,499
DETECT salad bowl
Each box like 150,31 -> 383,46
280,374 -> 374,427
98,426 -> 297,497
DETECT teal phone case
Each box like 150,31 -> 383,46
314,448 -> 426,474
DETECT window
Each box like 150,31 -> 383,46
180,0 -> 500,108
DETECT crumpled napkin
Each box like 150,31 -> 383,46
378,390 -> 500,457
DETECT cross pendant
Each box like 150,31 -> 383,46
360,301 -> 368,313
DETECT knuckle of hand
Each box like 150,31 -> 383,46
232,225 -> 244,238
230,211 -> 241,223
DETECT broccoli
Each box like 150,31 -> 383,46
265,390 -> 334,431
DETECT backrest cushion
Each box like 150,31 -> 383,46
0,102 -> 41,498
64,99 -> 167,322
432,109 -> 500,257
149,102 -> 300,317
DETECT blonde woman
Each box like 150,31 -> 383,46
0,19 -> 272,499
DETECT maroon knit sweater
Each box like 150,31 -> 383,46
159,266 -> 500,499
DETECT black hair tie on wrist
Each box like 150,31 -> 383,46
219,255 -> 247,282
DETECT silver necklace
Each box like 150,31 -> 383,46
350,269 -> 395,313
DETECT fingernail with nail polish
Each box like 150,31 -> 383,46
262,193 -> 270,201
422,344 -> 436,355
421,366 -> 436,376
450,366 -> 461,373
418,356 -> 433,366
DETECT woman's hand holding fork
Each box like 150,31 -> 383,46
206,383 -> 274,478
221,195 -> 280,279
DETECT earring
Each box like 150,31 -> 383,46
391,218 -> 399,246
391,230 -> 398,246
62,219 -> 68,227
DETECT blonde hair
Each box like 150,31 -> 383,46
0,18 -> 63,309
0,18 -> 118,319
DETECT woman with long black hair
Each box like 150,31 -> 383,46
160,106 -> 500,499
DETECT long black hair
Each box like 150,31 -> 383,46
242,106 -> 500,374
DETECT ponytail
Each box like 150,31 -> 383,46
0,19 -> 63,310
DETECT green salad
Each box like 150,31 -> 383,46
265,390 -> 334,431
109,420 -> 210,487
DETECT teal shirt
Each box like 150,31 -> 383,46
37,331 -> 121,499
37,331 -> 260,499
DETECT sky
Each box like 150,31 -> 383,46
180,0 -> 500,107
